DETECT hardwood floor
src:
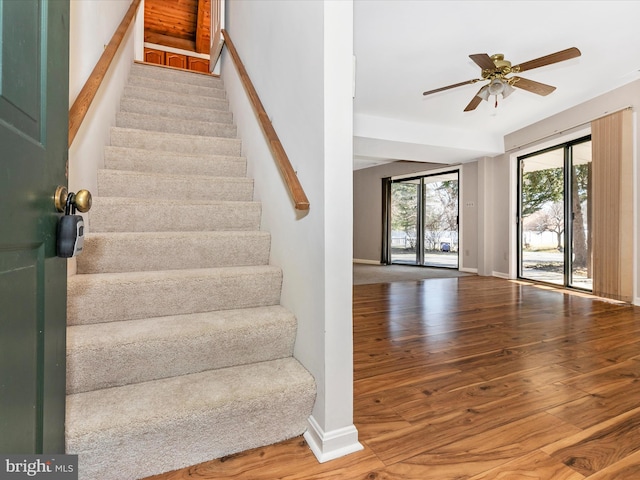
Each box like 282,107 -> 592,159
146,276 -> 640,479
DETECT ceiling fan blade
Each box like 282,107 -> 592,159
469,53 -> 495,71
511,76 -> 556,96
463,89 -> 485,112
423,79 -> 480,96
513,47 -> 581,73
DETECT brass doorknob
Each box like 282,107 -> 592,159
74,189 -> 92,213
54,186 -> 92,213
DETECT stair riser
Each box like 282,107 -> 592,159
67,308 -> 296,394
68,398 -> 311,480
88,199 -> 261,233
104,147 -> 247,177
130,63 -> 224,88
77,232 -> 270,274
67,268 -> 283,325
120,97 -> 233,123
97,170 -> 253,201
66,358 -> 315,480
110,127 -> 242,156
116,112 -> 237,138
123,85 -> 229,111
128,74 -> 226,99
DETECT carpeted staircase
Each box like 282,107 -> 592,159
65,62 -> 316,480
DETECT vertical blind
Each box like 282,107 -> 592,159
591,109 -> 633,302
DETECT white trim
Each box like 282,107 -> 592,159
508,152 -> 517,279
633,110 -> 638,306
143,42 -> 210,60
304,416 -> 363,463
353,258 -> 381,265
492,271 -> 510,279
134,0 -> 144,62
505,108 -> 631,152
459,267 -> 478,274
458,167 -> 465,274
511,126 -> 591,159
391,164 -> 461,181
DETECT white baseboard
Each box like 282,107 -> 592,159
304,415 -> 363,463
352,258 -> 381,265
492,271 -> 510,279
459,267 -> 478,274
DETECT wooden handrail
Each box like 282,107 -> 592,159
68,0 -> 142,147
221,29 -> 310,211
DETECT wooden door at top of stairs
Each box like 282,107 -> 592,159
0,0 -> 69,453
210,0 -> 222,70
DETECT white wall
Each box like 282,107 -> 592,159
474,156 -> 493,276
460,161 -> 478,272
487,153 -> 510,277
68,0 -> 140,226
223,0 -> 360,462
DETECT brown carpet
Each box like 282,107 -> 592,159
353,263 -> 474,285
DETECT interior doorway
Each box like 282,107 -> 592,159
389,171 -> 459,269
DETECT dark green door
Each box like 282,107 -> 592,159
0,0 -> 69,453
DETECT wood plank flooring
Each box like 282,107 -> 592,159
146,276 -> 640,479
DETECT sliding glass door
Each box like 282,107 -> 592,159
518,137 -> 592,290
423,173 -> 458,268
389,171 -> 459,268
569,140 -> 592,289
390,179 -> 420,264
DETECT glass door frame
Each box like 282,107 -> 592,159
517,135 -> 592,291
387,169 -> 460,269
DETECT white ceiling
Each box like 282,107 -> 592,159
353,0 -> 640,170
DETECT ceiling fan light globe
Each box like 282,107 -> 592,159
477,85 -> 490,101
487,78 -> 505,95
502,82 -> 515,98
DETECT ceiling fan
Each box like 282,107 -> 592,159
422,47 -> 581,111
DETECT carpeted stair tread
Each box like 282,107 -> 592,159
66,357 -> 316,480
103,146 -> 246,177
131,62 -> 224,88
97,169 -> 253,201
67,265 -> 283,325
119,96 -> 233,123
77,231 -> 271,273
110,126 -> 241,156
123,84 -> 229,111
127,74 -> 226,99
67,305 -> 296,394
88,197 -> 261,232
116,111 -> 237,138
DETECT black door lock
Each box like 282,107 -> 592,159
56,189 -> 91,258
